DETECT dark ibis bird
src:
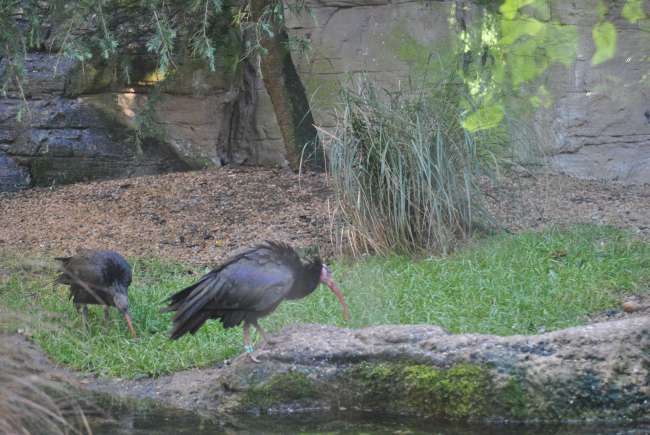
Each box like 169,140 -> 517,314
55,249 -> 137,338
162,241 -> 350,361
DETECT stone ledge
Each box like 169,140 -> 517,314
87,317 -> 650,423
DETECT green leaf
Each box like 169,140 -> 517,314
499,17 -> 544,45
210,0 -> 223,13
544,22 -> 578,66
507,38 -> 548,86
622,0 -> 647,23
462,104 -> 505,132
596,0 -> 608,20
499,0 -> 536,20
591,21 -> 617,65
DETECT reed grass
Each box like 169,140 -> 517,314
326,78 -> 493,256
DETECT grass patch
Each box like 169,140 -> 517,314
1,225 -> 649,378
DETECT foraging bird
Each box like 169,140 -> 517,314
162,241 -> 350,361
55,249 -> 137,338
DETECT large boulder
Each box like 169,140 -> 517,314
91,317 -> 650,422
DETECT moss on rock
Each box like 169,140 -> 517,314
348,362 -> 528,420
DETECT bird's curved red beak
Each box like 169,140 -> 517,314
124,313 -> 137,339
325,278 -> 350,321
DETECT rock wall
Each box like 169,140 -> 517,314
0,50 -> 288,192
2,0 -> 649,191
0,54 -> 191,190
543,1 -> 650,184
285,0 -> 650,184
286,0 -> 455,128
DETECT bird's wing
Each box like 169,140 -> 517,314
57,254 -> 107,289
169,252 -> 297,326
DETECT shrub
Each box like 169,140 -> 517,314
326,78 -> 494,255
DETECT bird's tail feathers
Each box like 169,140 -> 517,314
165,273 -> 225,340
170,311 -> 209,339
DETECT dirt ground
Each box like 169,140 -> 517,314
0,166 -> 649,266
0,168 -> 332,265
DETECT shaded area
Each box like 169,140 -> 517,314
0,54 -> 193,192
87,399 -> 650,435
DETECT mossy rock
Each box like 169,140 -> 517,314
349,363 -> 506,420
236,362 -> 531,421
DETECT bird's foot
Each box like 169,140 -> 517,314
245,344 -> 260,363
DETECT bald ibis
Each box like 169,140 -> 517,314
55,249 -> 137,338
162,241 -> 350,361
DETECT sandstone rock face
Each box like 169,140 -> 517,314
285,0 -> 650,184
0,53 -> 190,191
286,0 -> 455,129
2,1 -> 649,190
91,317 -> 650,422
0,52 -> 287,192
543,1 -> 650,184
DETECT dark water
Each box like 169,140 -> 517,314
87,401 -> 650,435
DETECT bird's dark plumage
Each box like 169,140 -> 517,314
56,250 -> 132,304
163,241 -> 347,342
55,249 -> 136,338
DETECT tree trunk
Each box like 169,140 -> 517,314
249,0 -> 323,171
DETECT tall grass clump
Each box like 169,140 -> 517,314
327,79 -> 493,255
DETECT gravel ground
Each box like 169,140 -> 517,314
0,166 -> 648,266
485,167 -> 650,241
0,167 -> 332,265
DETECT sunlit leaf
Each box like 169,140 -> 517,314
508,38 -> 548,86
591,21 -> 617,65
462,104 -> 504,132
499,0 -> 536,20
499,17 -> 544,45
622,0 -> 647,23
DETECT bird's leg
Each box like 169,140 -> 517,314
104,306 -> 110,323
251,319 -> 270,345
80,305 -> 89,328
243,322 -> 260,363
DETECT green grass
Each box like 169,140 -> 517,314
1,225 -> 649,379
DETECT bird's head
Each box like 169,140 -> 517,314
320,264 -> 350,321
112,289 -> 137,339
